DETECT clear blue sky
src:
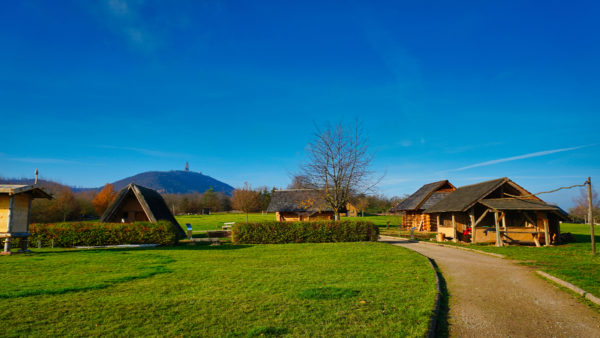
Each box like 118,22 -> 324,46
1,1 -> 598,208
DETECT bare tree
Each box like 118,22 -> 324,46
569,188 -> 600,223
301,121 -> 380,220
355,196 -> 370,217
287,175 -> 316,189
231,182 -> 260,222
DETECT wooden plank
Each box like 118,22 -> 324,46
452,213 -> 457,243
474,209 -> 490,227
494,211 -> 503,247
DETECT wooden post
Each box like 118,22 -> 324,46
452,213 -> 457,243
543,217 -> 550,246
436,215 -> 440,229
494,211 -> 503,247
588,177 -> 596,255
501,212 -> 507,230
2,195 -> 15,254
470,209 -> 476,244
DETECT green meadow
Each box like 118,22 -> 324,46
176,213 -> 402,231
0,241 -> 436,336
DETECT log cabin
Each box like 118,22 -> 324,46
424,177 -> 569,246
267,189 -> 335,221
389,180 -> 456,231
100,183 -> 186,239
1,184 -> 52,254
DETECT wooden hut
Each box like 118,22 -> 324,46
390,180 -> 456,231
425,177 -> 569,246
0,185 -> 52,255
100,183 -> 186,239
267,189 -> 335,221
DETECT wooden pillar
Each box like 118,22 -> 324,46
2,195 -> 15,255
543,215 -> 550,246
494,211 -> 503,247
470,209 -> 476,244
452,213 -> 457,243
588,177 -> 596,255
501,212 -> 507,230
436,215 -> 440,229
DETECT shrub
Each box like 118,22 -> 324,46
232,220 -> 379,244
28,221 -> 178,247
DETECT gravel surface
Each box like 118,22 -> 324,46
380,237 -> 600,337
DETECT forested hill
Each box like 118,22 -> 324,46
110,170 -> 234,195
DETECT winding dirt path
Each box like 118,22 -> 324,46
380,236 -> 600,337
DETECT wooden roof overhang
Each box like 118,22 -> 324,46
0,185 -> 53,199
479,198 -> 570,221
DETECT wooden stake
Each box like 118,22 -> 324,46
588,177 -> 596,255
452,213 -> 457,243
494,212 -> 503,247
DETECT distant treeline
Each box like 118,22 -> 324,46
0,177 -> 409,223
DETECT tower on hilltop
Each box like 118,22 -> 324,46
185,162 -> 189,172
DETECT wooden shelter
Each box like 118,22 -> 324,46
267,189 -> 335,221
0,185 -> 52,255
100,183 -> 186,239
425,178 -> 569,246
390,180 -> 456,231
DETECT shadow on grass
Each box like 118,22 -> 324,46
430,259 -> 450,338
25,243 -> 253,255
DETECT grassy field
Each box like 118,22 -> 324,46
176,213 -> 403,231
0,242 -> 436,336
429,223 -> 600,298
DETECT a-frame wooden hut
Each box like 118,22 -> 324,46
100,183 -> 186,239
425,177 -> 568,246
390,180 -> 456,231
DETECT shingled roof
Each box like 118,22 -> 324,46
101,183 -> 186,239
390,180 -> 455,212
267,189 -> 332,213
425,178 -> 508,213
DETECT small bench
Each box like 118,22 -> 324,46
222,222 -> 235,231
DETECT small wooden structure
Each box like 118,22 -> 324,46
0,185 -> 52,255
267,189 -> 335,221
340,203 -> 358,217
390,180 -> 456,231
425,178 -> 569,246
100,183 -> 186,239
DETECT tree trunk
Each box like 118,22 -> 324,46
334,212 -> 340,221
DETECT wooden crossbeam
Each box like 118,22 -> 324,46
473,209 -> 490,227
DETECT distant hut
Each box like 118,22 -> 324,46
267,189 -> 335,221
100,183 -> 186,239
390,180 -> 456,231
425,177 -> 569,246
1,184 -> 52,254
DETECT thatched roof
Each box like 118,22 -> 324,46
390,180 -> 455,212
267,189 -> 332,213
425,178 -> 508,213
0,185 -> 52,199
101,183 -> 186,239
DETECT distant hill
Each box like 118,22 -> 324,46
109,170 -> 234,195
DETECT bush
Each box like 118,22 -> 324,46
232,220 -> 379,244
28,221 -> 178,247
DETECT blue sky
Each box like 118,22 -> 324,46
1,0 -> 598,208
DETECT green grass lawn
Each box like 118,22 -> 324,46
0,242 -> 436,336
176,213 -> 402,231
431,223 -> 600,298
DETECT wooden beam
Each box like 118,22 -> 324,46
523,212 -> 536,228
474,209 -> 490,227
533,233 -> 541,247
501,212 -> 507,230
543,216 -> 550,246
452,213 -> 457,243
494,211 -> 503,247
470,209 -> 476,244
436,215 -> 440,230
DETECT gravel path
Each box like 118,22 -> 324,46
380,237 -> 600,337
